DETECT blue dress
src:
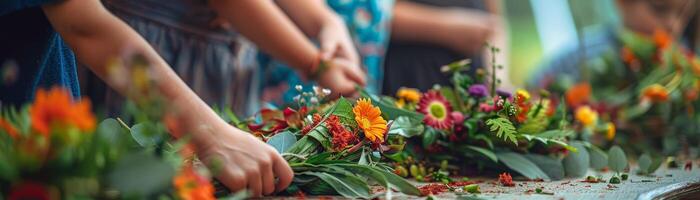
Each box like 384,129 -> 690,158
0,0 -> 80,106
259,0 -> 394,105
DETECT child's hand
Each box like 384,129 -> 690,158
316,57 -> 366,97
192,121 -> 294,197
318,16 -> 359,66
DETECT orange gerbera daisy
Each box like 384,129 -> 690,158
30,87 -> 96,136
565,82 -> 591,108
642,84 -> 669,103
353,98 -> 387,144
173,166 -> 215,200
0,117 -> 19,139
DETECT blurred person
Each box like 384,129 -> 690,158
260,0 -> 393,105
527,0 -> 694,90
382,0 -> 510,95
95,0 -> 365,116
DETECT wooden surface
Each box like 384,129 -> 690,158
260,165 -> 700,200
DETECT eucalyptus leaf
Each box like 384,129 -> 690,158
524,154 -> 565,180
96,118 -> 126,143
267,131 -> 297,153
563,142 -> 589,178
106,152 -> 175,196
608,145 -> 628,173
130,123 -> 162,147
388,116 -> 425,138
588,146 -> 608,170
497,152 -> 550,180
638,154 -> 652,174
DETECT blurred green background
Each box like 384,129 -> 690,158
503,0 -> 619,87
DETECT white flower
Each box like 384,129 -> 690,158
322,89 -> 332,96
295,85 -> 303,91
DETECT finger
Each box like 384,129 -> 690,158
260,155 -> 275,195
338,40 -> 360,64
218,167 -> 247,193
344,65 -> 367,86
272,154 -> 294,192
247,169 -> 263,197
320,38 -> 338,60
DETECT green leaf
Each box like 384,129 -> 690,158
461,145 -> 498,162
307,125 -> 332,151
648,156 -> 663,174
330,98 -> 357,127
359,88 -> 424,121
588,146 -> 608,170
486,117 -> 517,144
536,129 -> 574,139
96,118 -> 127,142
422,127 -> 439,148
524,154 -> 564,180
267,131 -> 297,153
129,123 -> 162,147
608,145 -> 628,173
497,152 -> 550,180
388,116 -> 425,138
301,172 -> 371,198
638,153 -> 652,174
563,142 -> 589,178
333,164 -> 421,196
106,152 -> 175,196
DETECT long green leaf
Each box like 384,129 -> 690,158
301,172 -> 371,198
497,152 -> 550,180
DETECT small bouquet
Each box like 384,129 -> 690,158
550,30 -> 700,157
220,86 -> 420,198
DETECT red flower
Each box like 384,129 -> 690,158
30,87 -> 96,136
499,173 -> 515,187
8,181 -> 52,200
301,114 -> 323,135
326,115 -> 357,151
417,91 -> 453,130
0,117 -> 19,139
173,166 -> 215,200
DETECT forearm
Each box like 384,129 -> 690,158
209,0 -> 319,75
42,1 -> 225,142
275,0 -> 340,38
390,1 -> 453,46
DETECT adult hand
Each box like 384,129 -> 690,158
192,121 -> 294,197
316,57 -> 366,98
318,15 -> 360,66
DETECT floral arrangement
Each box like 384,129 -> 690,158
0,86 -> 230,200
546,30 -> 700,160
218,86 -> 421,198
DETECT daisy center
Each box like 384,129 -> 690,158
428,103 -> 446,119
360,118 -> 371,130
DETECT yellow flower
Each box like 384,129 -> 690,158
605,122 -> 616,141
353,98 -> 387,144
516,89 -> 531,101
575,106 -> 598,127
395,99 -> 406,109
397,87 -> 422,103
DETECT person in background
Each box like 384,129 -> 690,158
92,0 -> 365,116
260,0 -> 393,105
382,0 -> 510,95
0,0 -> 350,197
527,0 -> 693,89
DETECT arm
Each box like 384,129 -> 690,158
209,0 -> 365,96
391,1 -> 494,55
42,0 -> 293,197
275,0 -> 359,63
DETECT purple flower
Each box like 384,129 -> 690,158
496,89 -> 512,98
468,84 -> 489,98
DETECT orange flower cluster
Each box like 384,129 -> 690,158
498,173 -> 515,187
565,83 -> 591,108
29,87 -> 95,136
642,84 -> 669,103
173,166 -> 215,200
326,115 -> 357,151
654,30 -> 672,50
514,89 -> 531,123
301,114 -> 323,135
